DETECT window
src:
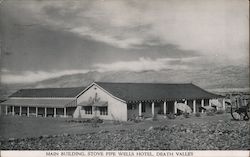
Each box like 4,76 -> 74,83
84,106 -> 92,114
128,104 -> 136,110
99,107 -> 108,115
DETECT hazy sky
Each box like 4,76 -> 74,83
0,0 -> 249,84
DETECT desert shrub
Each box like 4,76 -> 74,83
215,110 -> 225,114
167,113 -> 176,119
206,111 -> 214,116
195,112 -> 201,117
134,119 -> 141,123
113,120 -> 121,125
183,112 -> 190,118
67,119 -> 91,123
91,116 -> 103,127
132,115 -> 142,123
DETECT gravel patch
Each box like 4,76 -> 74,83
1,119 -> 249,150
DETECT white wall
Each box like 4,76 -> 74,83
73,84 -> 127,121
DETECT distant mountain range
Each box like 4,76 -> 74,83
0,65 -> 249,100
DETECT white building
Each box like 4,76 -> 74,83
0,82 -> 225,121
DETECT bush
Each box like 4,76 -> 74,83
113,120 -> 121,125
215,110 -> 225,114
91,116 -> 103,127
183,112 -> 190,118
134,119 -> 142,123
167,113 -> 176,119
195,112 -> 201,117
206,111 -> 214,116
132,115 -> 142,123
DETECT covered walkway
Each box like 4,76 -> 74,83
1,98 -> 77,118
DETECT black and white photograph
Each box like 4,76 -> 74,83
0,0 -> 249,155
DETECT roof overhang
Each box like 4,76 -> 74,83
0,98 -> 77,108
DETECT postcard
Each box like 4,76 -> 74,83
0,0 -> 249,156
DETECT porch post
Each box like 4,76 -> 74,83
222,98 -> 226,110
19,106 -> 22,116
174,101 -> 177,114
193,100 -> 196,113
12,106 -> 14,116
64,107 -> 67,117
139,102 -> 142,117
163,101 -> 167,117
201,99 -> 204,113
54,108 -> 56,117
184,100 -> 187,112
44,107 -> 47,117
35,107 -> 38,117
215,99 -> 219,110
5,105 -> 8,115
209,99 -> 212,107
151,102 -> 155,117
184,100 -> 187,105
27,107 -> 30,117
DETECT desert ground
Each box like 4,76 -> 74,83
0,113 -> 249,150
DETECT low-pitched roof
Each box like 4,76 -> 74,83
7,82 -> 222,103
9,87 -> 86,98
95,82 -> 222,102
1,98 -> 77,107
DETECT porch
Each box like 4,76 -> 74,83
127,98 -> 226,120
2,105 -> 76,118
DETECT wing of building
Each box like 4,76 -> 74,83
0,82 -> 225,121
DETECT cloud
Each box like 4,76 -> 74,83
1,0 -> 248,79
1,57 -> 198,84
17,0 -> 247,62
1,69 -> 89,84
94,57 -> 196,72
2,0 -> 248,61
1,68 -> 9,72
70,27 -> 144,49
